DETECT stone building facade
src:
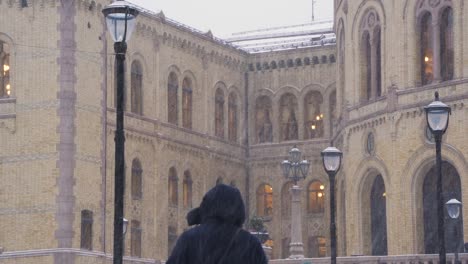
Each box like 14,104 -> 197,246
0,0 -> 467,263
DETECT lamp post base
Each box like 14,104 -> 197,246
289,185 -> 304,259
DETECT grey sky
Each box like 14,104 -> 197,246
128,0 -> 334,38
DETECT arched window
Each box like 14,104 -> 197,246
281,182 -> 294,218
423,162 -> 462,254
304,91 -> 324,139
80,210 -> 93,250
420,13 -> 433,85
255,96 -> 273,143
0,41 -> 11,98
182,77 -> 193,129
256,184 -> 273,217
183,171 -> 193,208
371,175 -> 387,255
131,220 -> 142,257
168,167 -> 178,206
215,88 -> 225,138
228,92 -> 238,142
360,9 -> 382,101
440,7 -> 454,81
131,159 -> 142,200
280,93 -> 298,141
417,2 -> 454,84
131,61 -> 143,115
168,72 -> 178,125
308,181 -> 325,214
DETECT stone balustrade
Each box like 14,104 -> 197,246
270,254 -> 468,264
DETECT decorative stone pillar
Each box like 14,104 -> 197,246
289,185 -> 304,259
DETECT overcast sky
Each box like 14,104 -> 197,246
128,0 -> 334,38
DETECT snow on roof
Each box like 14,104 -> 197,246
127,1 -> 336,54
227,20 -> 336,53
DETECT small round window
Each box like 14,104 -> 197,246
366,132 -> 375,155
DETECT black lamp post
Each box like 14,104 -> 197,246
321,147 -> 342,264
446,199 -> 462,264
102,2 -> 138,264
424,91 -> 451,264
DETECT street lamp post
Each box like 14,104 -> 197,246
321,147 -> 342,264
281,146 -> 310,259
102,2 -> 139,264
424,91 -> 451,264
446,199 -> 462,264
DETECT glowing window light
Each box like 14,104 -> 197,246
319,184 -> 325,190
318,192 -> 323,198
3,64 -> 9,72
311,125 -> 316,130
424,56 -> 429,62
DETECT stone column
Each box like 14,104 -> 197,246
289,185 -> 304,258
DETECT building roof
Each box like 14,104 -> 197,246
129,2 -> 336,54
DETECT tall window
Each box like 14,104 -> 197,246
168,167 -> 178,206
0,41 -> 11,98
183,171 -> 192,208
131,159 -> 142,200
168,72 -> 178,125
80,210 -> 93,250
440,8 -> 454,81
360,9 -> 382,101
308,181 -> 325,214
215,88 -> 225,138
420,13 -> 433,85
255,96 -> 273,143
131,61 -> 143,115
182,77 -> 193,129
228,92 -> 238,142
280,93 -> 298,141
304,91 -> 324,139
417,2 -> 454,84
256,184 -> 273,217
131,220 -> 142,257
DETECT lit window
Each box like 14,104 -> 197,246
0,41 -> 11,98
420,13 -> 433,85
256,184 -> 273,217
308,181 -> 325,214
304,91 -> 324,139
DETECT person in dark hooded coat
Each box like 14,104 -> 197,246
166,184 -> 268,264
